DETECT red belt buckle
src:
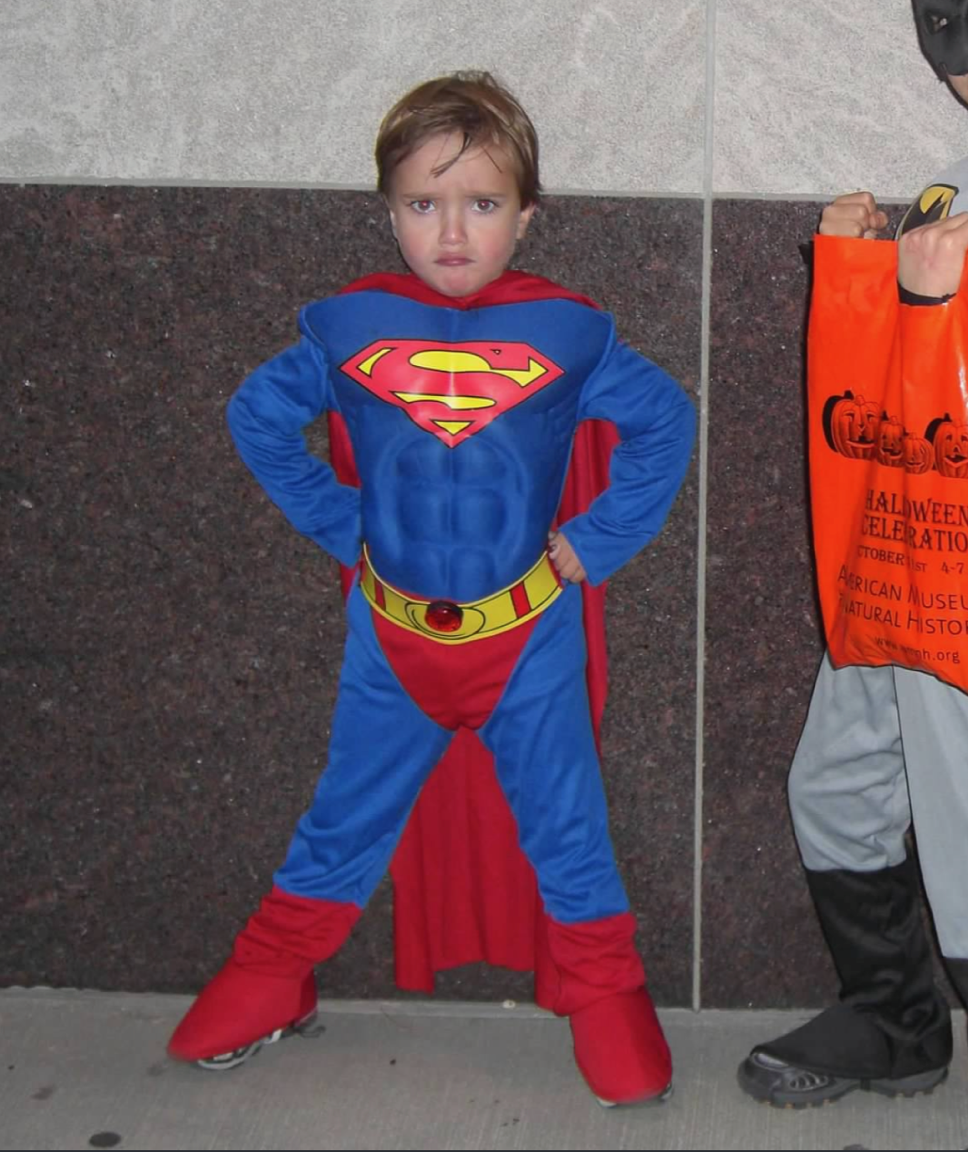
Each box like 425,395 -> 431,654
425,600 -> 463,633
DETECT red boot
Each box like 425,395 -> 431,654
537,911 -> 672,1105
168,961 -> 318,1069
570,988 -> 672,1106
167,886 -> 360,1068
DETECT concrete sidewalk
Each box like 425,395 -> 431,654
1,988 -> 966,1150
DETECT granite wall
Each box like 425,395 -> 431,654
0,0 -> 957,1008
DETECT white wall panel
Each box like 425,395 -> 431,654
0,0 -> 706,195
714,0 -> 968,200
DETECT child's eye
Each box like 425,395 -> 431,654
473,199 -> 497,213
409,199 -> 435,214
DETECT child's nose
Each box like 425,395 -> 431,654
439,209 -> 467,245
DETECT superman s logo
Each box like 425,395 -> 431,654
340,339 -> 564,447
898,183 -> 959,236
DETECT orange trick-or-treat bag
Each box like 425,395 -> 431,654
809,233 -> 968,692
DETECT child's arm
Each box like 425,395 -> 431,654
818,191 -> 889,239
897,212 -> 968,297
556,335 -> 695,586
818,189 -> 968,297
226,330 -> 362,567
548,529 -> 586,583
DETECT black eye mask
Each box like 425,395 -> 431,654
914,1 -> 968,78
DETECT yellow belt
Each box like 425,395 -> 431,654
359,546 -> 564,644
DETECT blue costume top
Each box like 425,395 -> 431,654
226,280 -> 694,599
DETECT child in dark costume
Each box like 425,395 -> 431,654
739,2 -> 968,1108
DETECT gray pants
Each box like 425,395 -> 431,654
790,652 -> 968,960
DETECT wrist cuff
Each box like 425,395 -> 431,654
898,283 -> 954,306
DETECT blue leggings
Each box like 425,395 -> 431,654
275,582 -> 629,925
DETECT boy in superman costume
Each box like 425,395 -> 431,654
167,71 -> 695,1106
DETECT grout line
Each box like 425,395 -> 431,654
0,174 -> 702,197
694,0 -> 718,1017
709,190 -> 912,205
0,175 -> 913,207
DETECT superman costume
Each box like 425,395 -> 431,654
168,270 -> 695,1104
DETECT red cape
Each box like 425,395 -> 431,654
330,271 -> 618,1003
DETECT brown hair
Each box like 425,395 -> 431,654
375,71 -> 541,207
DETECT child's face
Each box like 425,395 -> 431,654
385,132 -> 535,298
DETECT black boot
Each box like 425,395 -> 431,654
737,857 -> 952,1107
945,957 -> 968,1010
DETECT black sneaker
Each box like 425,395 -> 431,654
194,1012 -> 324,1072
737,1003 -> 951,1108
738,1048 -> 948,1108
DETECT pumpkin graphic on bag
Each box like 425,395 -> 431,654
901,431 -> 934,475
823,392 -> 880,459
928,414 -> 968,478
875,413 -> 905,468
